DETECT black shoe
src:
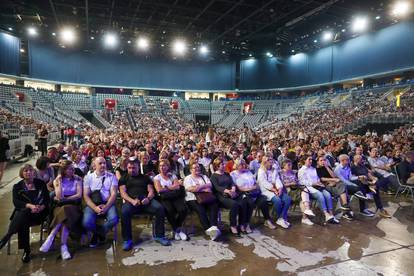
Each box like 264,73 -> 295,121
0,238 -> 8,250
231,231 -> 241,237
98,234 -> 106,244
21,250 -> 31,263
354,191 -> 368,200
342,212 -> 354,221
89,234 -> 98,248
340,204 -> 351,211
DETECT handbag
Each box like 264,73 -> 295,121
245,188 -> 261,198
159,186 -> 185,200
56,199 -> 81,207
193,175 -> 216,204
195,192 -> 216,205
90,177 -> 106,205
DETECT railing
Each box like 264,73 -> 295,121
337,113 -> 414,134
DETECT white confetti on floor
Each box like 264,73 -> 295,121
121,237 -> 235,269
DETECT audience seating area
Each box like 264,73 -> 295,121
0,83 -> 413,134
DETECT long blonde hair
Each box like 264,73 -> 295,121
260,156 -> 273,171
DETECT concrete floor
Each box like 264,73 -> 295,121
0,160 -> 413,276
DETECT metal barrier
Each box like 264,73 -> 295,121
8,135 -> 36,160
7,131 -> 61,160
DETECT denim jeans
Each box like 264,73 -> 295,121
121,199 -> 166,241
82,205 -> 119,237
271,193 -> 292,220
310,189 -> 333,212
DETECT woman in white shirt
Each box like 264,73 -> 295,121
298,156 -> 337,224
183,161 -> 220,240
154,160 -> 188,241
257,156 -> 291,229
230,158 -> 276,233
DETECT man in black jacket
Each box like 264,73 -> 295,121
398,151 -> 414,185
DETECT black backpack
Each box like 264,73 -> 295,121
24,144 -> 34,157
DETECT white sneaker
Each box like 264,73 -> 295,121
206,226 -> 220,241
276,218 -> 289,229
301,218 -> 314,225
264,220 -> 276,229
61,244 -> 71,260
212,228 -> 221,241
39,235 -> 55,253
174,232 -> 181,241
178,231 -> 188,241
325,214 -> 334,223
206,226 -> 220,240
304,209 -> 315,217
285,220 -> 291,227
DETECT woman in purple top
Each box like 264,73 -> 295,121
39,160 -> 83,260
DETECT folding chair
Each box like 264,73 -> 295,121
394,166 -> 414,203
7,220 -> 47,255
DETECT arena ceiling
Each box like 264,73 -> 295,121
0,0 -> 401,61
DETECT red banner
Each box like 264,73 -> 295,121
170,100 -> 179,110
105,98 -> 117,110
243,102 -> 253,113
15,92 -> 25,102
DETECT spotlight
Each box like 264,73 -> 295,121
8,27 -> 13,31
352,16 -> 369,33
313,39 -> 318,43
90,36 -> 95,40
52,32 -> 56,36
249,53 -> 253,57
266,52 -> 273,57
137,37 -> 149,50
322,31 -> 333,42
172,40 -> 186,55
222,50 -> 226,54
392,1 -> 411,17
291,49 -> 295,53
127,40 -> 131,44
20,48 -> 25,53
375,15 -> 381,20
60,27 -> 76,44
199,45 -> 209,55
103,33 -> 118,48
27,26 -> 38,37
341,29 -> 346,33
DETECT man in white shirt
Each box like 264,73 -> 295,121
82,157 -> 119,248
368,148 -> 399,193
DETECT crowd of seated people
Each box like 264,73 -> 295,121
0,87 -> 413,263
0,107 -> 54,132
0,114 -> 412,264
258,89 -> 414,136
